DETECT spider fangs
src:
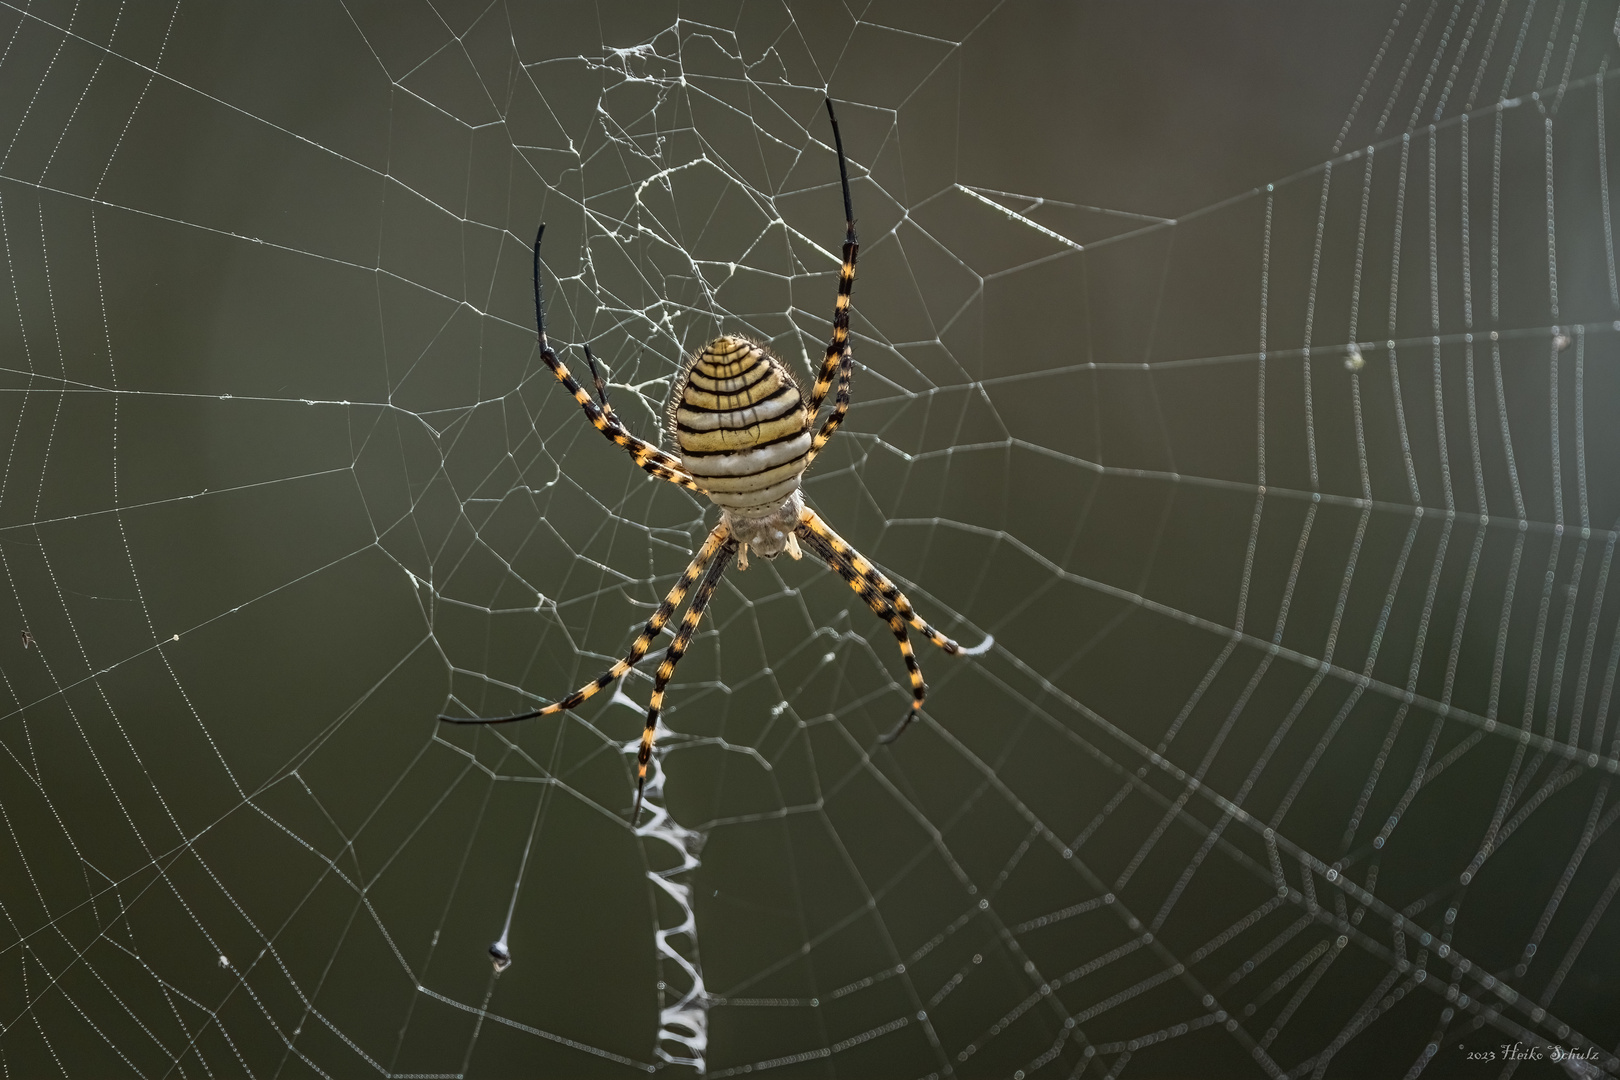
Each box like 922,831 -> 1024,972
439,101 -> 986,826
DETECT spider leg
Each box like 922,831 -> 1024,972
439,523 -> 731,725
863,602 -> 925,745
581,343 -> 613,413
531,225 -> 699,491
632,537 -> 739,825
805,100 -> 857,464
796,512 -> 936,744
807,326 -> 852,465
797,507 -> 964,655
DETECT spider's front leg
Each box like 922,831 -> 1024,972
580,344 -> 614,414
530,225 -> 700,492
805,100 -> 858,467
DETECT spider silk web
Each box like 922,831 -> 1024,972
3,1 -> 1620,1076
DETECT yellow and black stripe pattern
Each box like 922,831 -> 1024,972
805,242 -> 855,463
440,101 -> 983,829
795,507 -> 964,742
805,100 -> 858,465
439,524 -> 731,726
669,337 -> 813,511
543,347 -> 697,490
632,535 -> 738,823
528,224 -> 700,493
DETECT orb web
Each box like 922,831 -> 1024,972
1,3 -> 1619,1077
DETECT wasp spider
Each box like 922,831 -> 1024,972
441,102 -> 975,824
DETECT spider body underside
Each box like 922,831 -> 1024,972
439,101 -> 976,826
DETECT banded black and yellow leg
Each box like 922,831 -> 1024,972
796,519 -> 932,743
580,344 -> 614,415
848,554 -> 960,655
797,507 -> 964,656
439,523 -> 731,725
875,612 -> 926,743
805,99 -> 858,462
846,573 -> 927,742
808,338 -> 853,464
531,225 -> 700,492
632,538 -> 739,825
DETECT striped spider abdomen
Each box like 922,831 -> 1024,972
670,336 -> 813,565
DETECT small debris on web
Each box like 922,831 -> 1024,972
489,939 -> 512,974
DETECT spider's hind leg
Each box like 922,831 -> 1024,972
797,507 -> 966,656
795,510 -> 933,743
632,537 -> 739,825
438,524 -> 731,727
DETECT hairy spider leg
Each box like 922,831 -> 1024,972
798,507 -> 963,654
809,320 -> 854,468
842,544 -> 960,655
799,525 -> 924,738
438,523 -> 731,725
796,508 -> 965,743
531,225 -> 699,491
633,537 -> 739,825
580,343 -> 613,413
805,99 -> 858,465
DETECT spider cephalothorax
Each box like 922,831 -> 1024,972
440,101 -> 973,826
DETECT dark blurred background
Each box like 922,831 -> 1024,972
1,2 -> 1617,1077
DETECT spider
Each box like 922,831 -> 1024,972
440,101 -> 977,825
